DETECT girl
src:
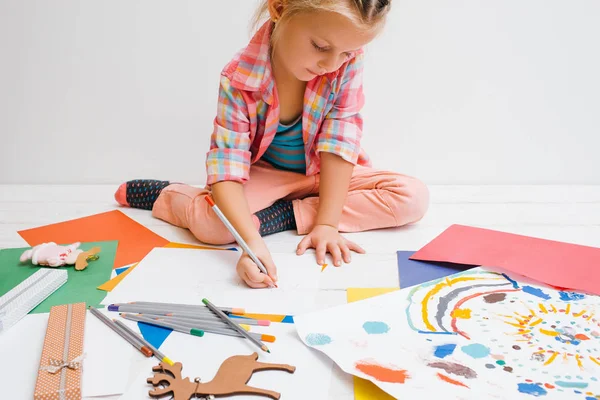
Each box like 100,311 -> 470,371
115,0 -> 429,289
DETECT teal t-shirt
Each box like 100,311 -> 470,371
262,116 -> 306,173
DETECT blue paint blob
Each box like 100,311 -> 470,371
586,397 -> 596,400
461,343 -> 490,359
522,286 -> 551,300
362,321 -> 390,334
558,291 -> 585,301
554,381 -> 588,389
517,383 -> 548,397
305,333 -> 332,346
433,343 -> 456,358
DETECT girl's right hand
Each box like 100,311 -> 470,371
236,238 -> 278,289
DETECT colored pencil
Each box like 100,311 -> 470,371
205,196 -> 275,286
108,304 -> 224,316
89,306 -> 153,357
123,313 -> 275,343
203,298 -> 270,353
113,319 -> 174,366
128,312 -> 270,326
121,314 -> 205,338
112,301 -> 244,314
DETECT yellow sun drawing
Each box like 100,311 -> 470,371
501,302 -> 600,370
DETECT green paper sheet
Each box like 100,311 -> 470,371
0,241 -> 117,313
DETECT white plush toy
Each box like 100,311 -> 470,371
20,242 -> 100,271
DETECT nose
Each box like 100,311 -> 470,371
317,54 -> 341,74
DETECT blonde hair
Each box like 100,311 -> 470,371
252,0 -> 391,38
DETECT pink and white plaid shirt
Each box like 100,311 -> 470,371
205,21 -> 372,185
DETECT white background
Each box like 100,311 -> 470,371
1,0 -> 598,184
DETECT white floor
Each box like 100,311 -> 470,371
1,184 -> 600,399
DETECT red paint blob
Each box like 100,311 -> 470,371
545,383 -> 555,389
355,360 -> 409,383
437,373 -> 469,388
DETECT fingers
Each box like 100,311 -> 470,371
347,240 -> 366,254
260,252 -> 279,285
340,243 -> 352,264
237,256 -> 275,289
327,243 -> 343,267
296,236 -> 311,255
316,243 -> 327,265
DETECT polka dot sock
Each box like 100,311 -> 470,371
114,179 -> 170,210
255,200 -> 297,236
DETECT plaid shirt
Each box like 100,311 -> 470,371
205,21 -> 371,185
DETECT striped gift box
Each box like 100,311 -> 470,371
34,302 -> 86,400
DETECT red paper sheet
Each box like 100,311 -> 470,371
410,224 -> 600,295
18,210 -> 169,269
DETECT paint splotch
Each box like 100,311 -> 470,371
355,359 -> 409,383
558,291 -> 585,301
555,381 -> 588,389
451,308 -> 472,319
305,333 -> 332,346
517,383 -> 548,396
363,321 -> 390,334
484,293 -> 507,303
461,343 -> 490,359
428,361 -> 477,379
433,343 -> 456,359
522,286 -> 551,300
437,372 -> 469,388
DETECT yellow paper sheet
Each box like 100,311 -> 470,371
97,262 -> 139,291
347,287 -> 399,400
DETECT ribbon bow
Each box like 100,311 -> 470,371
40,354 -> 85,374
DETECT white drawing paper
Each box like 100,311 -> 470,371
295,267 -> 600,399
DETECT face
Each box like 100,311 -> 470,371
270,9 -> 378,82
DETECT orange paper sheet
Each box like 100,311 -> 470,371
18,210 -> 168,269
411,224 -> 600,295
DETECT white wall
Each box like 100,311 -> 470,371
1,0 -> 599,184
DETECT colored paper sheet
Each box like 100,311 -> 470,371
97,242 -> 235,292
97,263 -> 138,292
164,242 -> 238,251
0,241 -> 117,313
346,288 -> 399,400
397,250 -> 474,288
137,322 -> 172,349
18,210 -> 169,269
410,224 -> 600,295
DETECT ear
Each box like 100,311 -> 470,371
20,249 -> 33,262
267,0 -> 285,22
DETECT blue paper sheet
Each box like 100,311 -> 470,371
138,322 -> 172,349
397,250 -> 476,288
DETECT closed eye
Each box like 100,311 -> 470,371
311,40 -> 328,52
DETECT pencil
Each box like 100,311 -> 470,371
124,311 -> 270,326
113,319 -> 174,366
205,196 -> 276,286
136,313 -> 269,328
108,304 -> 227,316
88,306 -> 153,357
121,314 -> 205,338
113,301 -> 244,314
203,297 -> 270,353
123,313 -> 275,343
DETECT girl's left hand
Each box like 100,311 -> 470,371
296,224 -> 365,267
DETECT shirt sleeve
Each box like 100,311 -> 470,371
205,75 -> 252,185
315,52 -> 365,165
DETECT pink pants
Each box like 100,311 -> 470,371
152,161 -> 429,245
